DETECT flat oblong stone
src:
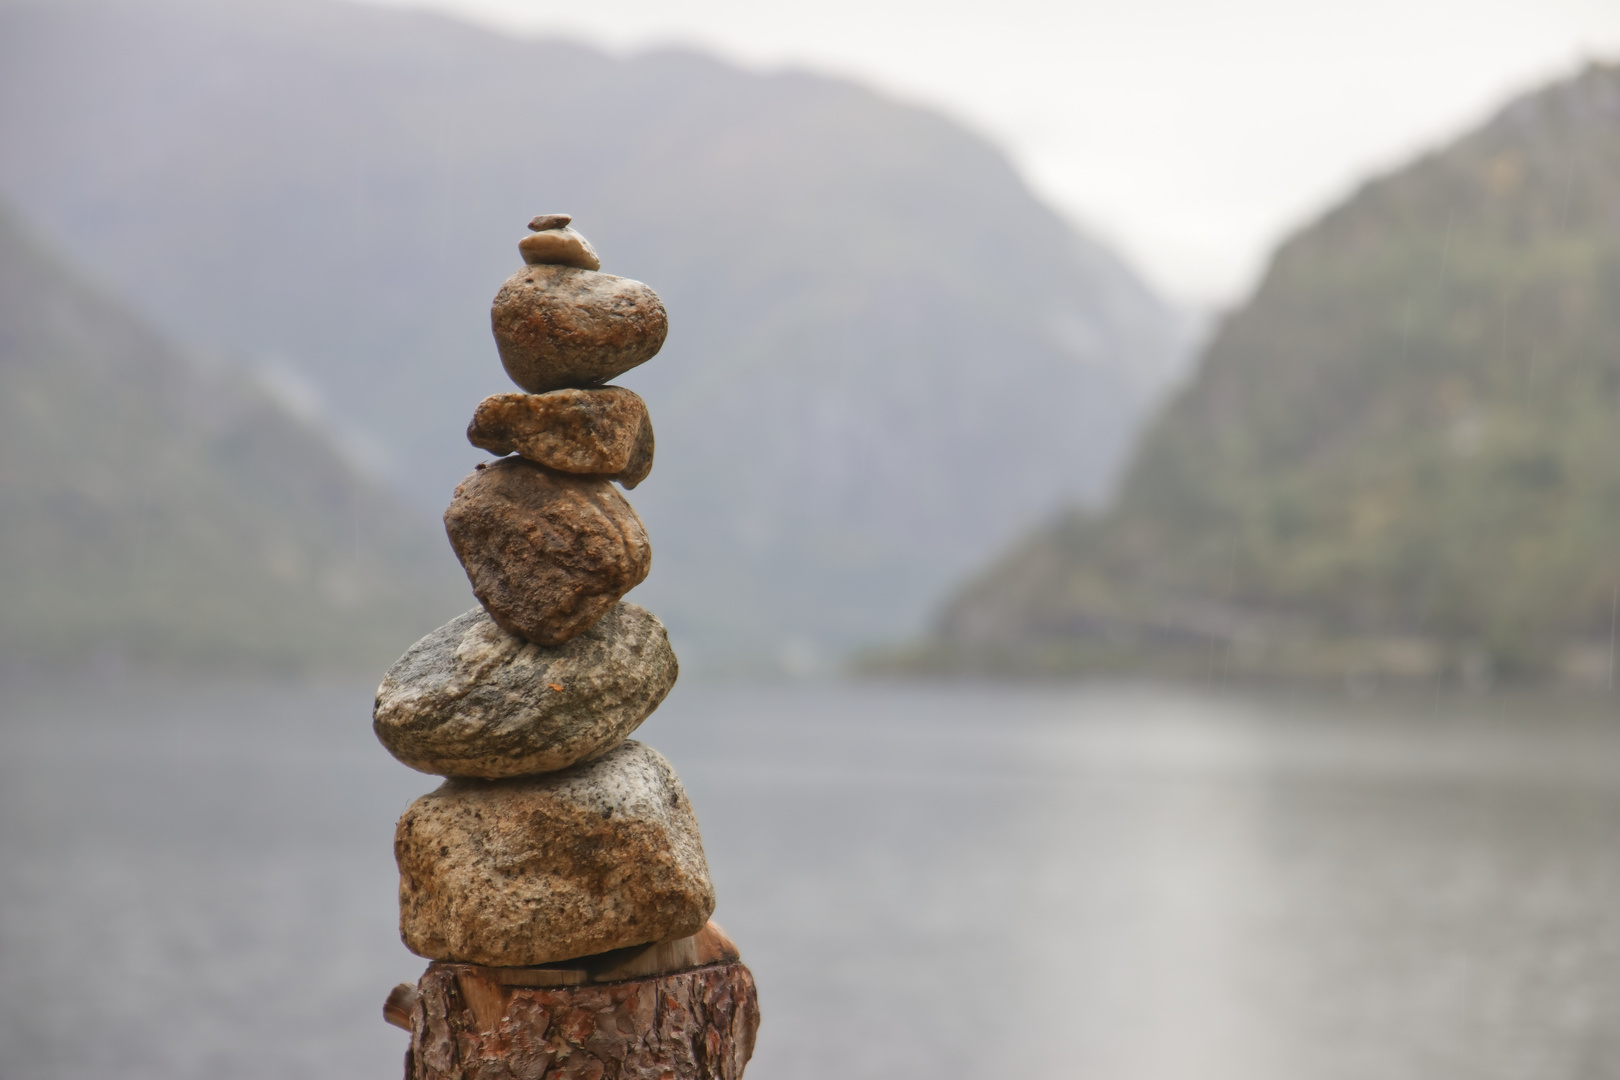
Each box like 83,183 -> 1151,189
443,920 -> 743,989
492,266 -> 668,393
467,387 -> 654,489
518,226 -> 601,271
373,603 -> 677,779
396,740 -> 717,967
444,457 -> 651,647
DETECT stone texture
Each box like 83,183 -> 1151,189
374,603 -> 677,779
445,457 -> 651,647
492,266 -> 668,394
395,741 -> 716,967
404,961 -> 759,1080
518,226 -> 600,271
467,387 -> 654,489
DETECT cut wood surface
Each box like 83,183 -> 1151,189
385,983 -> 421,1031
402,960 -> 759,1080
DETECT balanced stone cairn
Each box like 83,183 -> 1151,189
374,216 -> 759,1080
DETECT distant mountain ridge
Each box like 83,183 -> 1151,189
907,63 -> 1620,684
0,0 -> 1192,669
0,203 -> 466,670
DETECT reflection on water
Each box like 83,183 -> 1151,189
2,677 -> 1619,1079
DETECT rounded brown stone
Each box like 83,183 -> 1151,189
395,741 -> 716,967
466,386 -> 654,489
528,213 -> 572,231
491,266 -> 668,393
444,457 -> 651,647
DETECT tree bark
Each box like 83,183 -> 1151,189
403,960 -> 759,1080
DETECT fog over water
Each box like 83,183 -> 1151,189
3,677 -> 1619,1078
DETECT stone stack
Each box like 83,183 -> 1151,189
374,216 -> 759,1080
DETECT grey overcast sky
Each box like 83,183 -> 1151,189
357,0 -> 1620,306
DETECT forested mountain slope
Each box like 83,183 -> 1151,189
919,63 -> 1620,683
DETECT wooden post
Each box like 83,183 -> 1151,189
386,923 -> 760,1080
396,961 -> 759,1080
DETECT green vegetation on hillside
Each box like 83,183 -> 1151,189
906,63 -> 1620,684
0,206 -> 466,670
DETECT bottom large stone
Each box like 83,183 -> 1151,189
396,741 -> 716,966
405,961 -> 759,1080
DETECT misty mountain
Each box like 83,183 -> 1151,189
0,202 -> 465,669
906,63 -> 1620,684
0,0 -> 1192,669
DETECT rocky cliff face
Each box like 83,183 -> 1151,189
0,204 -> 464,669
918,63 -> 1620,683
0,0 -> 1193,669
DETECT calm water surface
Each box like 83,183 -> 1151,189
2,677 -> 1619,1079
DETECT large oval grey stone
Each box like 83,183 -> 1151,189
396,740 -> 716,967
491,266 -> 667,393
374,603 -> 678,778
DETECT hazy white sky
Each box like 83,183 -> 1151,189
359,0 -> 1620,306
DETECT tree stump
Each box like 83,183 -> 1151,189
400,960 -> 759,1080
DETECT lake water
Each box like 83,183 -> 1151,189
3,676 -> 1619,1079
